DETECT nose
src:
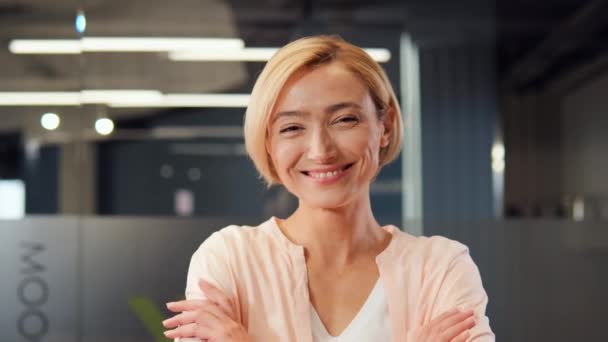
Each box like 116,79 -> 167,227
307,127 -> 337,163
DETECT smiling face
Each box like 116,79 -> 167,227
267,62 -> 390,209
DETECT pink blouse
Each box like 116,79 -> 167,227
178,217 -> 495,342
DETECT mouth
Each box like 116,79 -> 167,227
301,163 -> 354,179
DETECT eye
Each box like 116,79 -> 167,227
334,115 -> 359,124
279,125 -> 303,134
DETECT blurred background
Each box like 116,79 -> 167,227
0,0 -> 607,341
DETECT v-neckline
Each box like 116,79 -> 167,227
310,278 -> 382,339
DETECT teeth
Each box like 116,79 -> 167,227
308,169 -> 342,179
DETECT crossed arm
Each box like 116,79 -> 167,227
162,234 -> 493,341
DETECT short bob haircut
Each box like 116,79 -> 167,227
244,35 -> 404,186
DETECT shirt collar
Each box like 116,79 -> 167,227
262,216 -> 406,263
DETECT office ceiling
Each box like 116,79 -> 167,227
0,0 -> 607,131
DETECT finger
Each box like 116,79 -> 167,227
417,310 -> 459,340
164,309 -> 225,340
196,301 -> 232,323
451,328 -> 472,342
164,302 -> 229,329
198,279 -> 235,317
195,310 -> 223,327
166,299 -> 207,312
162,310 -> 198,328
441,315 -> 476,341
164,322 -> 208,340
437,310 -> 474,332
428,308 -> 465,327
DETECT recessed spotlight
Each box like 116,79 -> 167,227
40,112 -> 60,130
95,118 -> 114,135
75,10 -> 86,34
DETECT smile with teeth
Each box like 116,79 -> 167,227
302,163 -> 353,179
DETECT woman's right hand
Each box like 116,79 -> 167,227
413,308 -> 477,342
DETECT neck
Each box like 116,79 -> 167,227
278,193 -> 389,269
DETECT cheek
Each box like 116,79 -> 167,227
344,129 -> 381,164
270,140 -> 301,176
363,141 -> 381,173
360,143 -> 383,181
366,126 -> 383,165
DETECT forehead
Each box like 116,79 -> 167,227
272,62 -> 371,114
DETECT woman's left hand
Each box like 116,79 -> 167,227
163,279 -> 250,341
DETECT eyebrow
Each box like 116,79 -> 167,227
273,102 -> 362,122
325,102 -> 362,113
273,110 -> 306,122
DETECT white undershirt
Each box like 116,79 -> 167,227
311,279 -> 392,342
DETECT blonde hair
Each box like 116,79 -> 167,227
244,35 -> 404,186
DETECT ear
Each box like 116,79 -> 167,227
264,132 -> 281,183
265,136 -> 271,155
380,107 -> 393,148
265,128 -> 276,161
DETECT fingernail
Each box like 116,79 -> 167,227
166,302 -> 174,308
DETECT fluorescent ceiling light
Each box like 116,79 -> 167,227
109,94 -> 250,108
160,94 -> 249,108
0,91 -> 250,108
81,37 -> 244,52
0,92 -> 80,106
169,48 -> 278,61
9,39 -> 81,54
0,90 -> 163,106
170,47 -> 392,63
363,48 -> 392,63
9,37 -> 245,54
80,90 -> 163,104
9,38 -> 391,62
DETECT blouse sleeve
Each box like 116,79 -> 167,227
176,230 -> 239,342
431,244 -> 495,342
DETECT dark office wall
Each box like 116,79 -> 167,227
502,67 -> 608,219
0,132 -> 21,179
561,69 -> 608,197
502,89 -> 565,218
96,135 -> 402,221
419,43 -> 497,229
97,138 -> 270,218
24,145 -> 59,214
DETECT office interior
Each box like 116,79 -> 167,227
1,0 -> 607,341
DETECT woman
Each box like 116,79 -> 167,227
162,35 -> 495,342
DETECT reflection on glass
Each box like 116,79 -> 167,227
0,179 -> 25,219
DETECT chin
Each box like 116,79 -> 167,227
298,191 -> 357,210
